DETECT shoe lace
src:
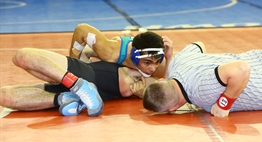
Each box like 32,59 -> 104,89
61,93 -> 75,104
77,86 -> 94,109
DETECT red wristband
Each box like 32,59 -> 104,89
216,93 -> 236,110
61,72 -> 78,88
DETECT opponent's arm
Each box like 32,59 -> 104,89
211,60 -> 250,117
130,76 -> 157,98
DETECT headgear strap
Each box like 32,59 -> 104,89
134,48 -> 164,59
130,47 -> 164,67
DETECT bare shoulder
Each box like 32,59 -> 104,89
108,36 -> 122,49
111,36 -> 121,41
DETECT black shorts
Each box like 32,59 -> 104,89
44,57 -> 124,101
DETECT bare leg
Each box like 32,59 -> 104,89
12,47 -> 104,116
0,84 -> 55,111
12,48 -> 68,83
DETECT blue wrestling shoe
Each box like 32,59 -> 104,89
70,78 -> 104,116
58,92 -> 86,116
57,92 -> 80,106
59,99 -> 86,116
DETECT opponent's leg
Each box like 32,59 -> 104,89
44,84 -> 87,116
0,84 -> 86,116
12,48 -> 103,116
13,48 -> 68,83
69,78 -> 103,116
58,92 -> 86,116
0,84 -> 55,110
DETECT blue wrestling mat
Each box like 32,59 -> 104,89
0,0 -> 261,33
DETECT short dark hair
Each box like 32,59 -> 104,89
143,82 -> 167,112
143,81 -> 178,112
132,31 -> 164,55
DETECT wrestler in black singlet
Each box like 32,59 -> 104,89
44,57 -> 124,101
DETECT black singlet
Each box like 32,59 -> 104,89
44,57 -> 125,101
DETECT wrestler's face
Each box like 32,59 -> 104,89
137,56 -> 162,76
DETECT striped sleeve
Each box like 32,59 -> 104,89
180,43 -> 203,54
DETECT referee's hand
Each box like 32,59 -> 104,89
211,103 -> 230,117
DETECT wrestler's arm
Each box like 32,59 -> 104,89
161,36 -> 174,79
118,66 -> 156,98
129,76 -> 157,98
211,60 -> 250,117
69,23 -> 116,61
78,46 -> 98,62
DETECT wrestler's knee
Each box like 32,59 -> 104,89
12,48 -> 31,68
0,86 -> 14,106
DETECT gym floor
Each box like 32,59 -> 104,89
1,0 -> 262,141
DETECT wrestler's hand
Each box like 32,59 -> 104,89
211,103 -> 230,117
162,36 -> 174,79
162,36 -> 173,60
130,76 -> 146,98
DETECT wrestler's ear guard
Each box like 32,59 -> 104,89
130,47 -> 140,66
130,46 -> 164,66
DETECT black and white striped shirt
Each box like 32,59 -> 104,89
168,43 -> 262,112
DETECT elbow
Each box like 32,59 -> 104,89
236,61 -> 250,80
74,23 -> 89,34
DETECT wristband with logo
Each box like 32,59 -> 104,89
216,93 -> 236,110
